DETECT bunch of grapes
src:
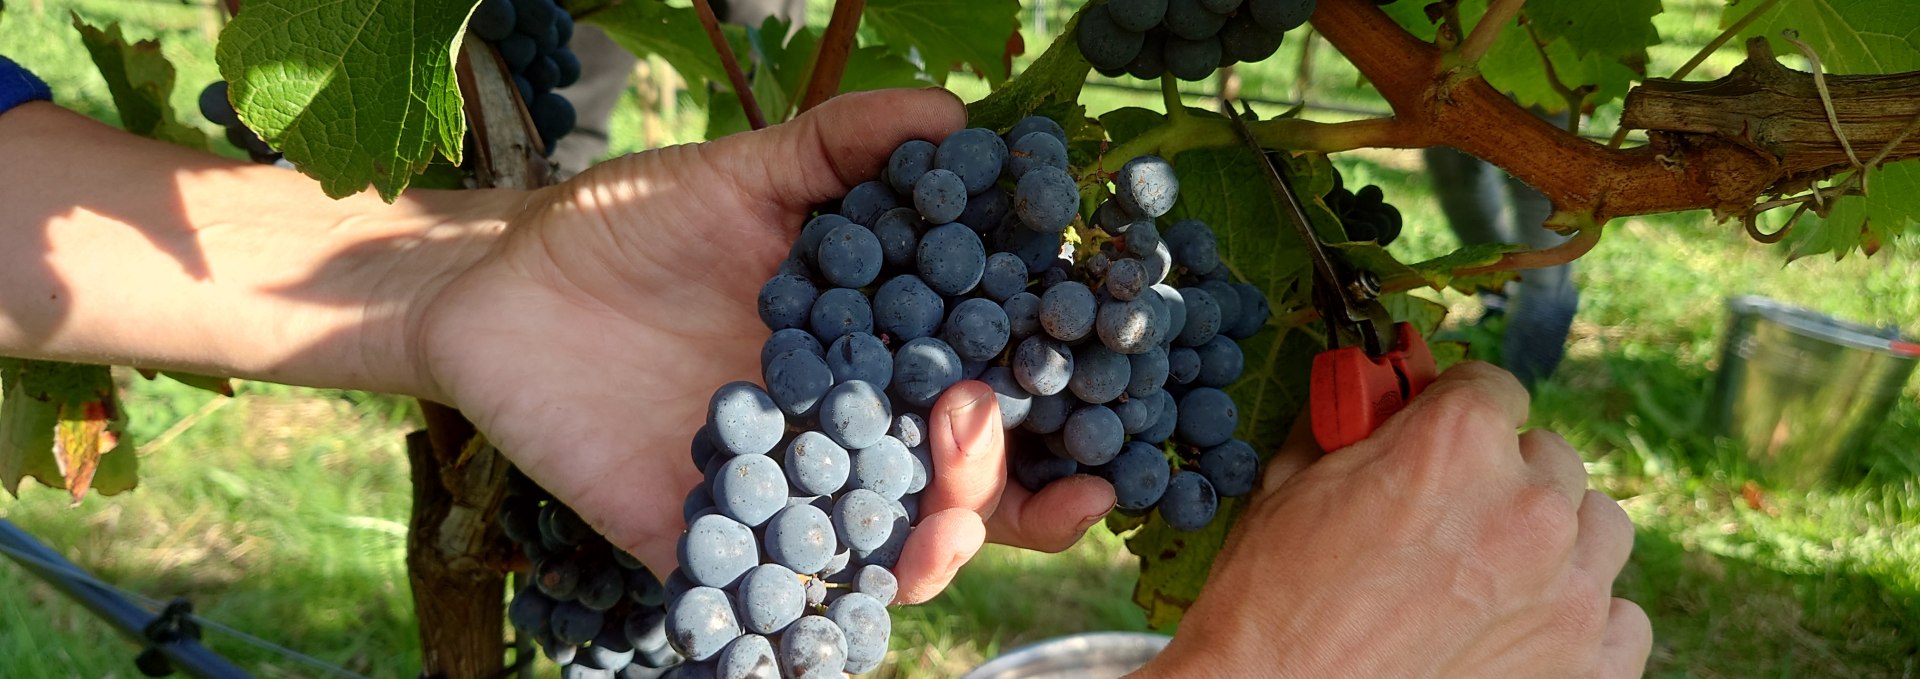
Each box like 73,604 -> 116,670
1323,167 -> 1404,246
1012,156 -> 1270,530
196,81 -> 280,165
498,469 -> 687,678
661,114 -> 1269,676
468,0 -> 581,154
1076,0 -> 1316,81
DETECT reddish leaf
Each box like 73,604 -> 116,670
52,400 -> 120,504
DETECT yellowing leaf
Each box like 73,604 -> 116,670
52,400 -> 118,504
0,360 -> 133,501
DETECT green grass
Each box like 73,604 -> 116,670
3,1 -> 1919,677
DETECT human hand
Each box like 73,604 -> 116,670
411,89 -> 1114,598
1136,362 -> 1650,678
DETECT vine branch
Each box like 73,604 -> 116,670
1306,0 -> 1920,227
1077,0 -> 1920,262
1458,0 -> 1524,67
799,0 -> 867,113
1454,226 -> 1603,277
1610,0 -> 1781,148
691,0 -> 767,130
1094,115 -> 1418,178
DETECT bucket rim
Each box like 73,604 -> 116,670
1727,295 -> 1914,356
960,631 -> 1173,679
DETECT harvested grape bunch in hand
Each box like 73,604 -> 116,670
657,113 -> 1270,676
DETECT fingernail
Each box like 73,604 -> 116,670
948,389 -> 997,456
1075,512 -> 1107,533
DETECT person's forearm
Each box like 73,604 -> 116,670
0,102 -> 522,398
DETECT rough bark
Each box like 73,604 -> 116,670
406,422 -> 514,679
1624,37 -> 1920,193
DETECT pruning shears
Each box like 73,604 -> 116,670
1227,103 -> 1438,452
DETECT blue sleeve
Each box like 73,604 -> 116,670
0,55 -> 55,117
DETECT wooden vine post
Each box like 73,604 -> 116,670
405,37 -> 553,679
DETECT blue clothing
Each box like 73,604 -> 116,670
0,56 -> 53,118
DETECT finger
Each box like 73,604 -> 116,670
1402,360 -> 1532,432
1383,361 -> 1532,480
1519,429 -> 1588,508
1258,412 -> 1323,498
1599,598 -> 1654,679
709,88 -> 967,209
890,507 -> 987,605
922,381 -> 1008,519
983,474 -> 1116,553
1573,489 -> 1635,582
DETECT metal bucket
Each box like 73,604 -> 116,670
960,632 -> 1172,679
1709,296 -> 1920,487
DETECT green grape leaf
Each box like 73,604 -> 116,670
411,158 -> 473,190
1382,0 -> 1639,112
1430,339 -> 1472,371
1724,0 -> 1920,258
0,360 -> 134,501
1098,107 -> 1167,148
1524,0 -> 1663,62
1328,240 -> 1426,293
1165,147 -> 1310,337
1727,0 -> 1920,74
70,15 -> 208,149
864,0 -> 1018,85
1381,293 -> 1450,337
0,375 -> 60,498
1792,161 -> 1920,260
1409,242 -> 1527,292
1482,33 -> 1641,113
966,5 -> 1092,134
215,0 -> 468,201
842,45 -> 933,92
705,90 -> 753,141
750,17 -> 930,126
589,0 -> 729,91
715,55 -> 792,136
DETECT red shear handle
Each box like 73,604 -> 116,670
1309,323 -> 1439,452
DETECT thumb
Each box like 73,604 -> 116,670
922,380 -> 1008,519
703,88 -> 968,211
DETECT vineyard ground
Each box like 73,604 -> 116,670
2,0 -> 1917,677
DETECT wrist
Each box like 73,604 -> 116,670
347,186 -> 525,400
